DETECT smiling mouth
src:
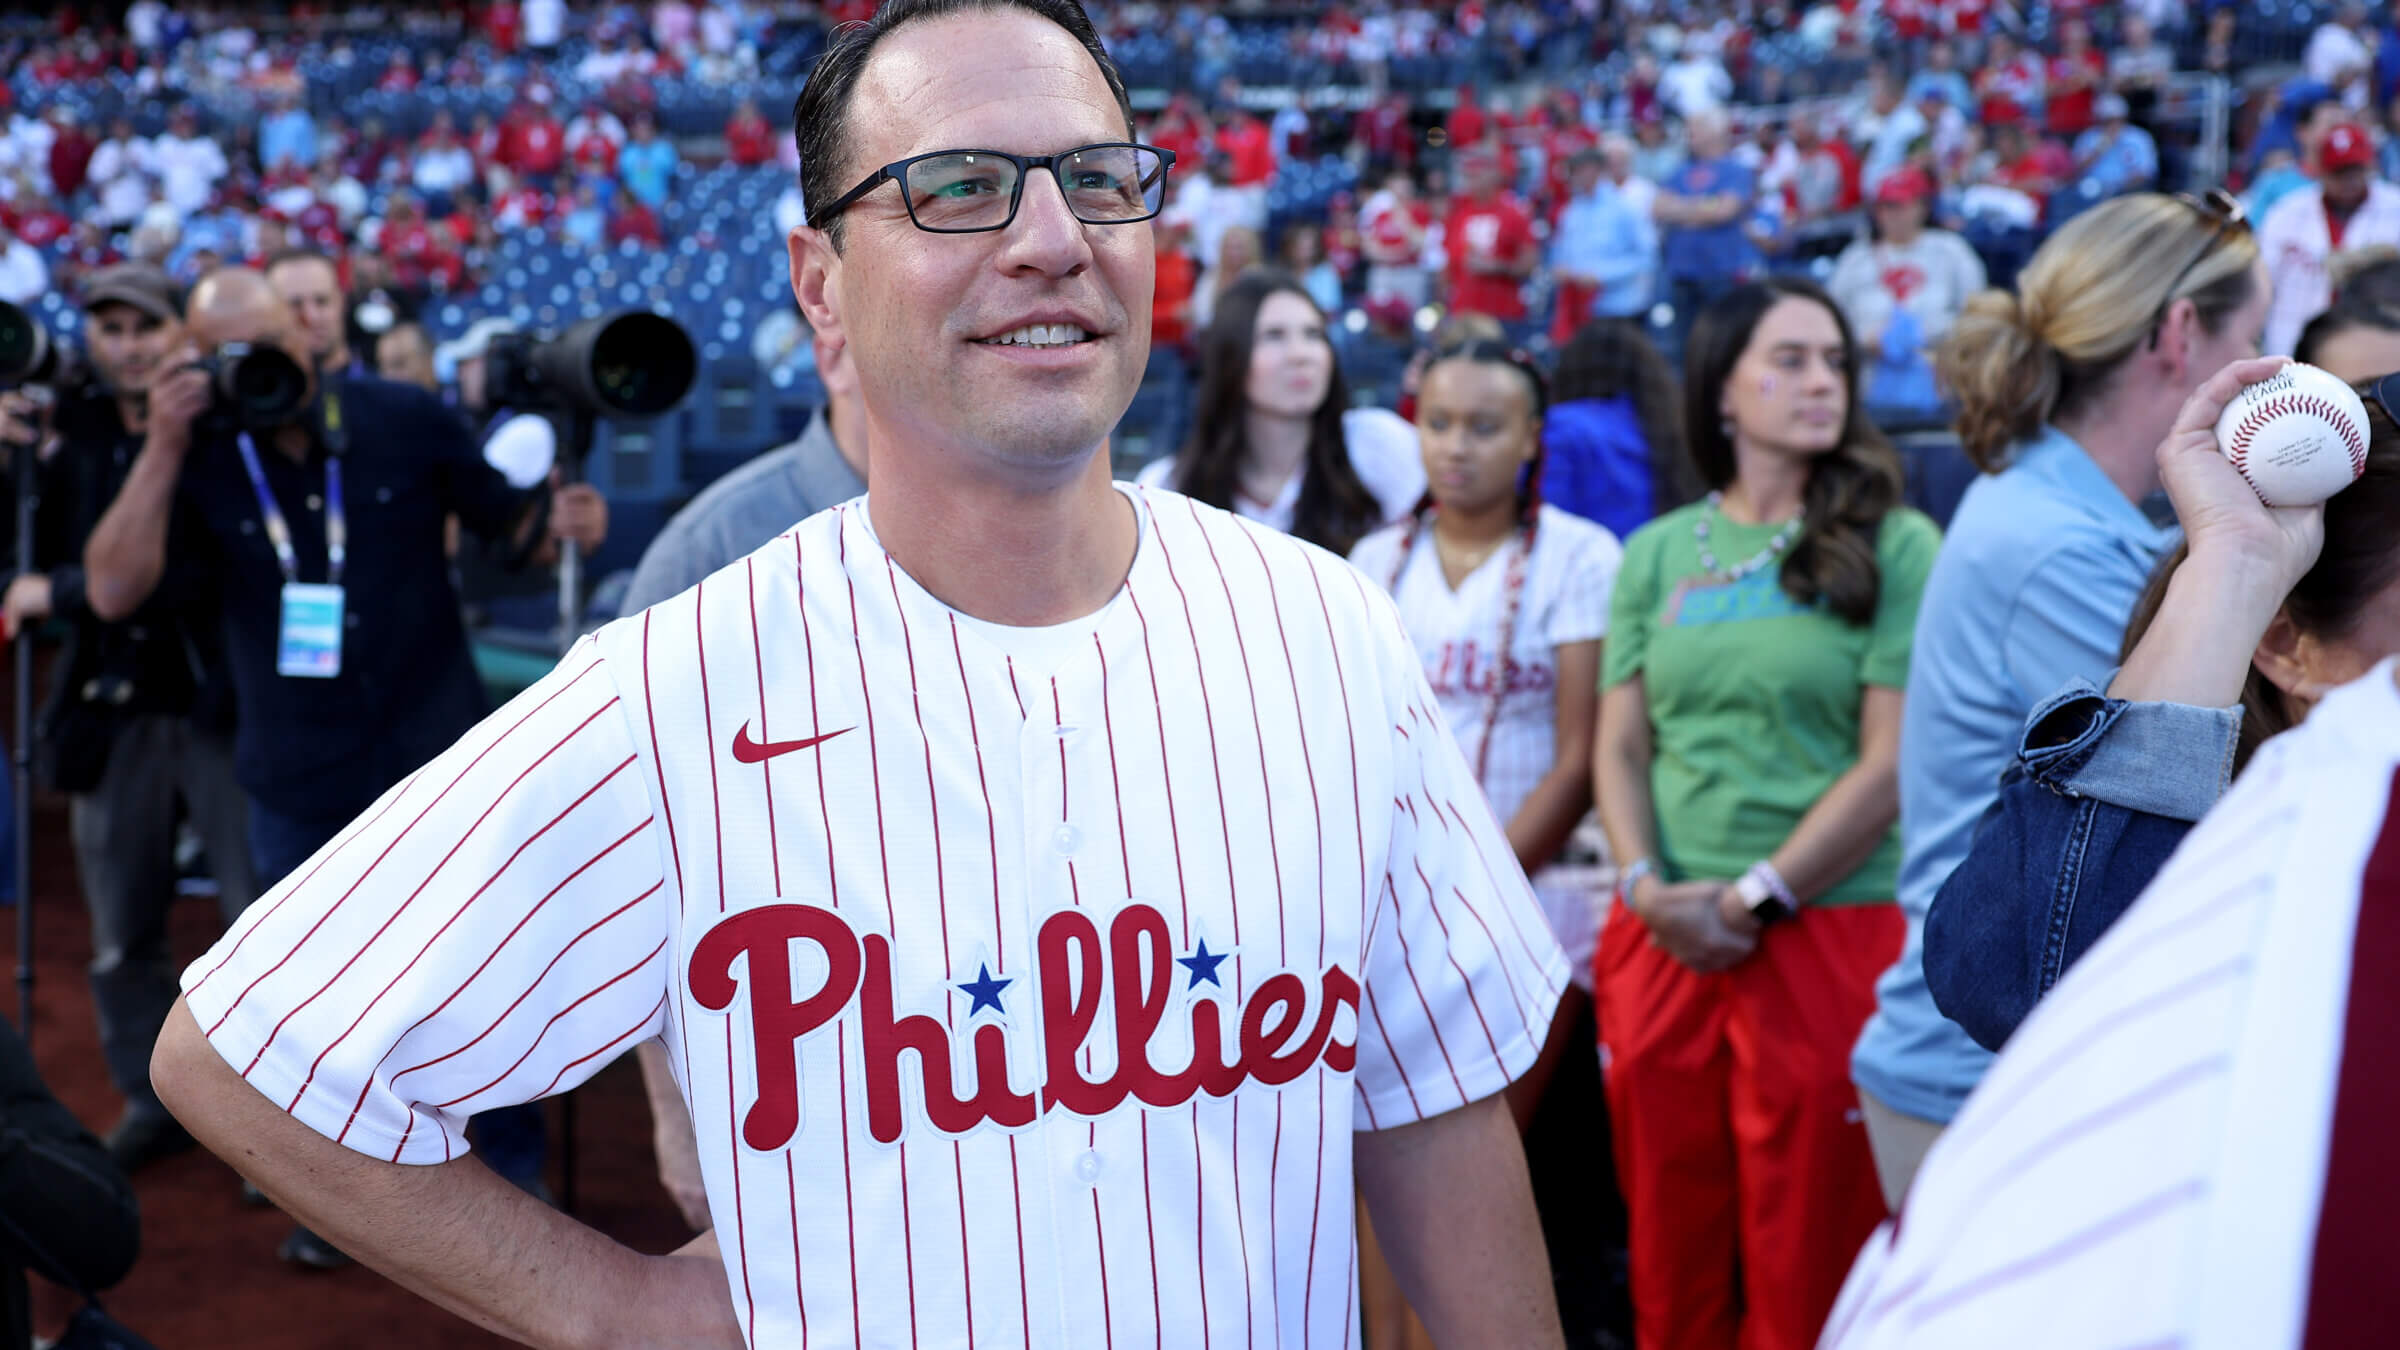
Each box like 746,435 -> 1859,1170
975,323 -> 1096,349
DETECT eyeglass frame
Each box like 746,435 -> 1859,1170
2365,370 -> 2400,432
803,142 -> 1178,234
2146,188 -> 2251,350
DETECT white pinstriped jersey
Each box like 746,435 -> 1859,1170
1821,661 -> 2400,1350
181,486 -> 1569,1349
1350,504 -> 1622,984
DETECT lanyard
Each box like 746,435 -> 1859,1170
235,432 -> 344,587
1386,507 -> 1537,786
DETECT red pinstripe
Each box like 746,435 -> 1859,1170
694,580 -> 761,1343
1094,1191 -> 1118,1350
238,699 -> 621,1078
798,533 -> 866,1348
886,557 -> 976,1349
748,553 -> 805,1345
638,613 -> 688,906
429,934 -> 668,1108
1096,636 -> 1167,1348
945,616 -> 1032,1344
1385,896 -> 1470,1102
319,761 -> 641,1137
1431,798 -> 1555,993
386,876 -> 657,1158
1144,496 -> 1257,1346
186,772 -> 412,996
844,516 -> 922,1346
1410,862 -> 1504,1065
202,662 -> 608,1031
1358,979 -> 1419,1118
1187,500 -> 1289,967
1448,886 -> 1533,1028
531,987 -> 672,1098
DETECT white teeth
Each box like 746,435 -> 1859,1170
981,322 -> 1092,347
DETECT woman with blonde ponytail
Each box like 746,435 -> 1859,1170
1850,191 -> 2270,1206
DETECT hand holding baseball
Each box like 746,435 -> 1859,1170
2166,355 -> 2325,594
2212,360 -> 2370,507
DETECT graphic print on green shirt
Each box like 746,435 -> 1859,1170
1602,501 -> 1940,906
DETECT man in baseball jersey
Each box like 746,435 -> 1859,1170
149,2 -> 1572,1346
1820,659 -> 2400,1347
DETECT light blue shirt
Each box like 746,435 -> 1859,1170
1550,180 -> 1658,316
2072,123 -> 2159,196
260,108 -> 318,171
1852,425 -> 2178,1123
620,139 -> 678,208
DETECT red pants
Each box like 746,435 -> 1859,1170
1594,898 -> 1903,1350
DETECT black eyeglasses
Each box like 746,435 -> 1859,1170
2148,189 -> 2251,348
805,143 -> 1176,234
2366,370 -> 2400,430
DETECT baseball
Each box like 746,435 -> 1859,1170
2213,362 -> 2371,507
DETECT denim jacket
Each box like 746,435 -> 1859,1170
1921,678 -> 2242,1051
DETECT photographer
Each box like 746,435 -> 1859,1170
80,266 -> 605,1272
4,265 -> 262,1179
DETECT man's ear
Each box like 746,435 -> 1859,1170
789,225 -> 845,346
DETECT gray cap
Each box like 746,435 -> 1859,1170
80,262 -> 184,321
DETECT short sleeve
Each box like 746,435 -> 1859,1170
619,512 -> 704,617
1999,534 -> 2151,706
1341,406 -> 1429,524
179,640 -> 674,1165
1347,521 -> 1405,593
1130,453 -> 1179,491
1599,521 -> 1662,689
1860,508 -> 1941,689
1541,517 -> 1622,647
1353,597 -> 1569,1128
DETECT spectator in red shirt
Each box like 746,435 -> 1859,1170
1447,84 -> 1490,151
46,105 -> 95,198
377,48 -> 420,92
724,96 -> 776,167
501,98 -> 567,186
1355,90 -> 1414,177
1145,93 -> 1210,181
1976,31 -> 2047,128
484,0 -> 522,54
1443,151 -> 1538,322
1151,217 -> 1200,354
2044,19 -> 2105,138
1984,110 -> 2075,221
1216,103 -> 1276,188
609,195 -> 664,247
3,193 -> 71,250
466,110 -> 505,174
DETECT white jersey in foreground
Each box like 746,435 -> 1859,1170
181,486 -> 1568,1350
1821,659 -> 2400,1350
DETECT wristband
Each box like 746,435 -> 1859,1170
1619,856 -> 1657,902
1735,861 -> 1796,925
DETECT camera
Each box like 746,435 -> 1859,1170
0,300 -> 87,390
191,342 -> 312,434
484,311 -> 696,420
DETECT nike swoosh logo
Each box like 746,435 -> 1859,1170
730,723 -> 853,764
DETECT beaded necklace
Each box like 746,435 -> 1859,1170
1693,490 -> 1802,581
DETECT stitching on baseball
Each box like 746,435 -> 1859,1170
2228,392 -> 2363,492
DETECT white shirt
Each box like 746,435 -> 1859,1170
1824,661 -> 2400,1350
182,487 -> 1565,1350
150,132 -> 228,216
125,0 -> 167,47
412,144 -> 478,195
1349,506 -> 1622,983
0,239 -> 47,306
2304,22 -> 2374,96
524,0 -> 566,46
2258,180 -> 2400,355
1133,407 -> 1428,538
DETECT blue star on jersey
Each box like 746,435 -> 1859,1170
1177,938 -> 1228,989
958,963 -> 1011,1016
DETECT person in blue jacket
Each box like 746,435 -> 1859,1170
1538,317 -> 1695,541
1925,298 -> 2400,1050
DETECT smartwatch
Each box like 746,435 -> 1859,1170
1735,862 -> 1796,926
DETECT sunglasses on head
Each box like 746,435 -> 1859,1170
2148,190 -> 2250,349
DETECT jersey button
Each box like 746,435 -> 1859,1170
306,493 -> 324,511
1075,1149 -> 1103,1183
1052,824 -> 1082,856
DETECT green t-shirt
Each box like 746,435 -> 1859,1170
1602,501 -> 1941,905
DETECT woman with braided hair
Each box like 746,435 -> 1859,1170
1350,337 -> 1627,1350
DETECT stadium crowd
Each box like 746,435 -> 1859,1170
3,1 -> 2400,1349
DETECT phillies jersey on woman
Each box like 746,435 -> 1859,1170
182,486 -> 1568,1348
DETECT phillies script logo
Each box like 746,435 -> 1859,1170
688,902 -> 1360,1151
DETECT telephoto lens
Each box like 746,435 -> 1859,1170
195,343 -> 312,432
0,300 -> 83,388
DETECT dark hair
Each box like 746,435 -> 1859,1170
1172,267 -> 1382,554
791,0 -> 1135,251
2120,387 -> 2400,769
1681,277 -> 1903,625
1552,317 -> 1695,517
1411,336 -> 1549,527
2297,257 -> 2400,362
